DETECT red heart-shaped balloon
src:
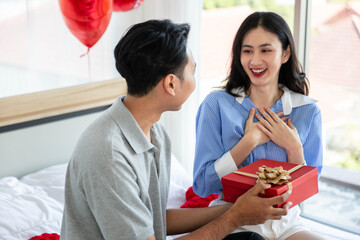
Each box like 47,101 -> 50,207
113,0 -> 143,12
59,0 -> 112,49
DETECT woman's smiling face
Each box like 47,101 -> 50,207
240,26 -> 290,89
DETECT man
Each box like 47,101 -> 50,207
60,19 -> 291,240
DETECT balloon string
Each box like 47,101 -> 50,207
80,47 -> 90,58
88,50 -> 91,81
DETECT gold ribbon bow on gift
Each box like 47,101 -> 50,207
233,164 -> 303,192
257,165 -> 291,185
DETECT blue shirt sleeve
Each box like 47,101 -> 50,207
193,98 -> 225,198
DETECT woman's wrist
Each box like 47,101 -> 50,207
230,134 -> 257,168
241,134 -> 258,150
286,144 -> 305,164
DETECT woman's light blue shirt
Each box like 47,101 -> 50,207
193,87 -> 323,198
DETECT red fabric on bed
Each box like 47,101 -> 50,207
28,233 -> 59,240
180,186 -> 219,208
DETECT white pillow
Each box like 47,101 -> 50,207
20,163 -> 68,205
20,163 -> 68,187
167,154 -> 192,209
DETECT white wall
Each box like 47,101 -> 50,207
0,111 -> 103,178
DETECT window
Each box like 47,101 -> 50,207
0,0 -> 121,98
308,0 -> 360,173
301,0 -> 360,235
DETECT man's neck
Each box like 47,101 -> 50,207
122,94 -> 163,141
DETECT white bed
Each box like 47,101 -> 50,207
0,155 -> 192,240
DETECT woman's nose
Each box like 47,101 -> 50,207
250,52 -> 261,65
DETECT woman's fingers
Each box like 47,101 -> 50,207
255,113 -> 272,131
265,107 -> 284,123
256,122 -> 271,135
287,118 -> 295,129
257,108 -> 274,125
248,107 -> 255,122
280,116 -> 288,122
255,108 -> 289,137
276,111 -> 283,117
257,107 -> 282,125
256,107 -> 284,125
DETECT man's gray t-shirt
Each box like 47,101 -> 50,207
60,96 -> 171,240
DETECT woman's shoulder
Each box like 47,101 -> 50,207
206,88 -> 228,97
203,89 -> 235,103
198,90 -> 234,113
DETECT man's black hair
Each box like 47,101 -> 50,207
114,19 -> 190,96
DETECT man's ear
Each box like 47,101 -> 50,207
282,45 -> 291,64
163,74 -> 176,96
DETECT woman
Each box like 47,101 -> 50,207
193,12 -> 324,240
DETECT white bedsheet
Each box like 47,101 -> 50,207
0,155 -> 192,240
0,167 -> 65,240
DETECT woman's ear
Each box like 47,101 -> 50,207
282,45 -> 291,64
163,74 -> 176,96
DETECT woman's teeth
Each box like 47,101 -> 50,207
252,68 -> 266,74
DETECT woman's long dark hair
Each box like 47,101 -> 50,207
224,11 -> 309,96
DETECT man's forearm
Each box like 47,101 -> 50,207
174,205 -> 241,240
166,204 -> 231,236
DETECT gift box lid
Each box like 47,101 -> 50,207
221,159 -> 318,196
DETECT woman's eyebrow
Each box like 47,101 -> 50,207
260,43 -> 272,47
242,43 -> 272,48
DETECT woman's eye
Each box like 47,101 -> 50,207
262,49 -> 272,53
242,49 -> 251,54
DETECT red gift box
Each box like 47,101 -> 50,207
221,159 -> 318,209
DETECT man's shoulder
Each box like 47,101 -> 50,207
72,110 -> 124,161
79,109 -> 119,143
